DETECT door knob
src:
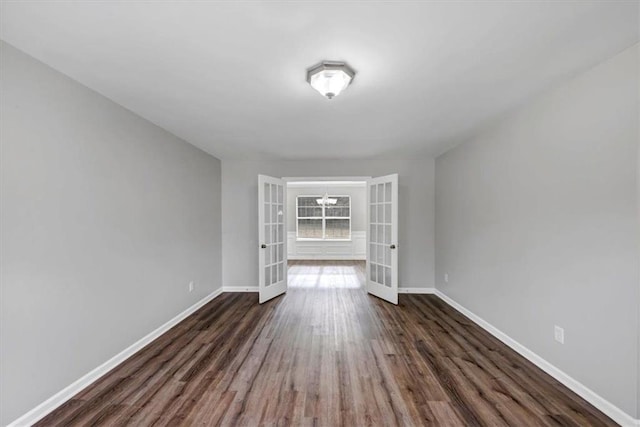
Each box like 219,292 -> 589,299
390,244 -> 396,249
261,244 -> 267,249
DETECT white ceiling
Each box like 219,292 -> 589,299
1,1 -> 638,160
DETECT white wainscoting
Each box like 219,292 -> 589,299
288,231 -> 366,260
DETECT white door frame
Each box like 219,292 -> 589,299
283,176 -> 372,183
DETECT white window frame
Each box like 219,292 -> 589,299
296,195 -> 351,241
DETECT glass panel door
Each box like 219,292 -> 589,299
258,175 -> 287,303
366,174 -> 398,304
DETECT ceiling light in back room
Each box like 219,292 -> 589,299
306,61 -> 355,99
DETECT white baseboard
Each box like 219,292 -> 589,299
287,256 -> 366,261
223,287 -> 435,294
433,290 -> 640,427
222,286 -> 259,292
7,288 -> 224,427
398,287 -> 436,294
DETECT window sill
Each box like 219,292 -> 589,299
296,238 -> 352,242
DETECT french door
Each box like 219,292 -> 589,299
366,174 -> 398,304
258,175 -> 287,303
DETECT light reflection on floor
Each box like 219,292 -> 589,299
287,261 -> 365,289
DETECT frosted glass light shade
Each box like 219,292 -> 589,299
306,61 -> 355,99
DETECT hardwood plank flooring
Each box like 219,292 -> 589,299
37,261 -> 616,426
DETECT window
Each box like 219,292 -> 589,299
296,195 -> 350,240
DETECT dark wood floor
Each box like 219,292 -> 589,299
37,261 -> 615,426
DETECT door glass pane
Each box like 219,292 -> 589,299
278,243 -> 283,262
377,264 -> 384,285
385,182 -> 392,202
384,225 -> 391,244
278,224 -> 284,242
272,204 -> 278,224
370,185 -> 376,203
278,262 -> 284,281
272,264 -> 277,284
384,267 -> 391,287
370,262 -> 377,282
264,183 -> 270,203
265,225 -> 271,244
377,204 -> 384,224
265,265 -> 271,286
385,204 -> 391,225
278,205 -> 284,223
377,243 -> 384,264
265,245 -> 271,265
377,184 -> 384,203
272,225 -> 277,243
264,202 -> 270,223
370,204 -> 376,223
370,224 -> 376,243
271,184 -> 278,203
377,225 -> 384,246
278,185 -> 283,204
384,245 -> 391,266
370,243 -> 376,263
272,245 -> 277,264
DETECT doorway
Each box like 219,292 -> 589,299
258,175 -> 398,304
286,179 -> 368,292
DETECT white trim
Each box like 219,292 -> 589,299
7,288 -> 224,427
287,255 -> 366,261
223,286 -> 259,292
287,181 -> 366,188
433,289 -> 640,427
283,176 -> 372,183
398,287 -> 436,294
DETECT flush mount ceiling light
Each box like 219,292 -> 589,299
306,61 -> 355,99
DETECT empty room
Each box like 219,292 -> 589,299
1,1 -> 639,426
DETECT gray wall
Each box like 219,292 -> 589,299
435,45 -> 639,418
286,185 -> 366,233
0,42 -> 223,425
222,158 -> 435,289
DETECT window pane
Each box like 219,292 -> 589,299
326,219 -> 350,239
298,196 -> 320,207
298,219 -> 323,238
334,196 -> 349,206
298,206 -> 322,217
325,206 -> 349,217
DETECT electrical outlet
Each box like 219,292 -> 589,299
554,326 -> 564,344
444,273 -> 449,283
189,281 -> 195,292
